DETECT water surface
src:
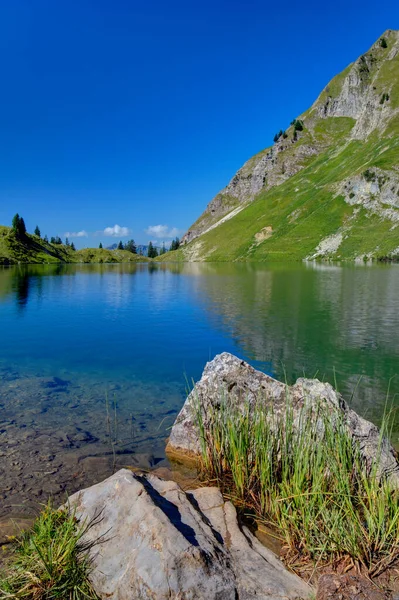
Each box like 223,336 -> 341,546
1,262 -> 398,516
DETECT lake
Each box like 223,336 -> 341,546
1,261 -> 399,517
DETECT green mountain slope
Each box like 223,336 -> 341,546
0,227 -> 149,264
178,30 -> 399,262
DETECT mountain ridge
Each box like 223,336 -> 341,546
177,29 -> 399,262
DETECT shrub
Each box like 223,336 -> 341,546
380,37 -> 388,48
363,169 -> 376,182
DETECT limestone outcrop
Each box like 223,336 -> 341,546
68,469 -> 311,600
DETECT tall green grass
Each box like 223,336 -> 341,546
0,505 -> 99,599
195,392 -> 399,576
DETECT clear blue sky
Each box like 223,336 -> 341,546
0,0 -> 398,246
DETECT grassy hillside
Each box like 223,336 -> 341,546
176,30 -> 399,262
0,227 -> 150,265
175,136 -> 399,262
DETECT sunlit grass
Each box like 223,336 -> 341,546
0,504 -> 100,599
195,392 -> 399,576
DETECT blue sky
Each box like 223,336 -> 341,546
0,0 -> 398,247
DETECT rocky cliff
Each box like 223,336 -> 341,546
179,30 -> 399,261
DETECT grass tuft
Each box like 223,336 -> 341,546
0,504 -> 100,599
194,392 -> 399,576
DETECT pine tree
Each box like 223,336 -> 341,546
34,225 -> 41,237
160,242 -> 166,255
125,239 -> 137,254
19,218 -> 26,236
99,242 -> 103,249
65,237 -> 70,246
12,213 -> 20,232
50,236 -> 56,244
117,240 -> 124,250
11,213 -> 26,237
70,242 -> 76,251
147,241 -> 156,258
170,237 -> 180,251
44,234 -> 48,243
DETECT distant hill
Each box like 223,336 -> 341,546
106,243 -> 163,256
0,226 -> 150,264
178,30 -> 399,262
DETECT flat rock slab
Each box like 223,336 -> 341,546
166,353 -> 399,484
68,469 -> 311,600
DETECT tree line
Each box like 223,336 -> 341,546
10,214 -> 181,257
11,214 -> 76,250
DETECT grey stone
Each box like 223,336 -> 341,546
167,353 -> 399,485
68,469 -> 311,599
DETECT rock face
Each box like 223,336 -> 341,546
167,353 -> 399,485
69,469 -> 310,600
181,29 -> 399,249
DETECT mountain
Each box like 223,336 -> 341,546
177,30 -> 399,262
0,227 -> 150,264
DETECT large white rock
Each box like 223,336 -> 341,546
69,469 -> 311,600
167,353 -> 399,485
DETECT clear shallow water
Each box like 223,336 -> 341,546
1,262 -> 399,515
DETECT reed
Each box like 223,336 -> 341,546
194,390 -> 399,576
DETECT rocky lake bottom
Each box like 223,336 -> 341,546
0,364 -> 185,522
1,262 -> 399,542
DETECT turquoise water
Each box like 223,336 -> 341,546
1,262 -> 399,514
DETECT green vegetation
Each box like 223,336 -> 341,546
0,225 -> 149,265
147,241 -> 158,258
12,214 -> 26,238
363,168 -> 376,182
293,119 -> 303,132
0,216 -> 149,264
195,394 -> 399,576
0,504 -> 99,599
169,237 -> 180,251
176,31 -> 399,262
273,129 -> 285,143
176,133 -> 399,262
124,239 -> 137,254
